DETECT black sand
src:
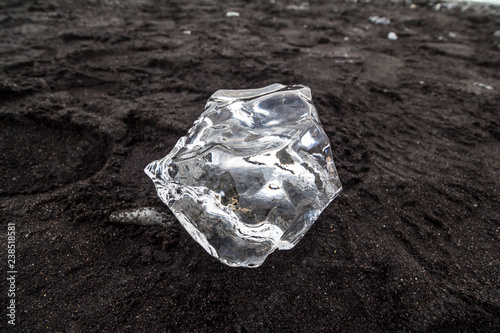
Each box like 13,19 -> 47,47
1,0 -> 499,331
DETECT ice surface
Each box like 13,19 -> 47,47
109,208 -> 170,226
145,84 -> 342,267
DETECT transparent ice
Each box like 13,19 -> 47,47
145,84 -> 342,267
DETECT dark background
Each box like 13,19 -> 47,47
1,0 -> 499,331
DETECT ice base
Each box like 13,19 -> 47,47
145,84 -> 342,267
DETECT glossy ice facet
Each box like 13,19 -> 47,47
145,84 -> 342,267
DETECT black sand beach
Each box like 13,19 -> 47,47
1,0 -> 499,331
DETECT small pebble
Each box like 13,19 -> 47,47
226,11 -> 240,17
474,82 -> 494,90
448,32 -> 457,38
493,30 -> 500,38
388,32 -> 398,41
183,30 -> 191,35
287,2 -> 309,10
369,16 -> 391,26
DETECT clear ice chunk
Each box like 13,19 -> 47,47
145,84 -> 342,267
